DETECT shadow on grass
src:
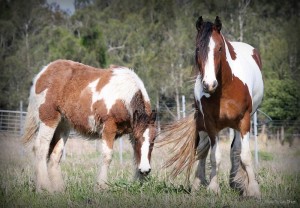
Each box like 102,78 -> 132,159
107,176 -> 191,194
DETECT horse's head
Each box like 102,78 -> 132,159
195,16 -> 224,94
133,110 -> 157,177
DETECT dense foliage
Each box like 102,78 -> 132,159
0,0 -> 299,123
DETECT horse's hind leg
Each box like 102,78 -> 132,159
192,132 -> 210,191
34,121 -> 59,193
47,120 -> 70,192
240,131 -> 261,198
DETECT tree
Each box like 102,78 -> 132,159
0,0 -> 299,128
262,80 -> 300,120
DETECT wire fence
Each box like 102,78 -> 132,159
0,110 -> 27,136
0,105 -> 299,141
1,103 -> 298,166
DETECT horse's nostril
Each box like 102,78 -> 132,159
139,168 -> 151,175
213,80 -> 218,89
202,81 -> 208,90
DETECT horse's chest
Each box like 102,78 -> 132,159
199,95 -> 248,131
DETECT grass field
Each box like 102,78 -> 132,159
0,132 -> 299,207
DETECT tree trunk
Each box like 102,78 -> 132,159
156,93 -> 161,132
175,86 -> 180,120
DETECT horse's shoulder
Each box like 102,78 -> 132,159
229,42 -> 259,67
230,41 -> 255,53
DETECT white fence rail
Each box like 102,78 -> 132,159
0,110 -> 27,136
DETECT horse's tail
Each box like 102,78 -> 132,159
157,113 -> 199,183
22,88 -> 39,144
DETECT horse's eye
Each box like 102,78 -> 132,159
219,47 -> 222,52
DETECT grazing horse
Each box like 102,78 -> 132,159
22,60 -> 156,193
160,16 -> 263,198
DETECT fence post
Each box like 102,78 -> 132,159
253,111 -> 258,168
281,126 -> 285,145
20,101 -> 23,136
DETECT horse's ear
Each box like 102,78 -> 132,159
196,16 -> 203,31
214,16 -> 222,32
150,109 -> 157,124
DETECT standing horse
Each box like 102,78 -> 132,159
22,60 -> 156,193
160,16 -> 263,198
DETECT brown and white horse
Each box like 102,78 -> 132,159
23,60 -> 156,193
160,17 -> 263,198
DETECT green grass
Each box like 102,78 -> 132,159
1,172 -> 299,208
251,150 -> 274,161
0,136 -> 300,207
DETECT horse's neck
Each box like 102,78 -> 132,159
219,57 -> 233,87
220,35 -> 235,87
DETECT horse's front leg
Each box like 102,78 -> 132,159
192,131 -> 210,191
129,134 -> 142,180
207,136 -> 221,195
96,120 -> 116,189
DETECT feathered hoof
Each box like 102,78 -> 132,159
35,183 -> 54,194
243,182 -> 261,199
229,180 -> 243,192
207,181 -> 221,195
51,184 -> 65,193
191,178 -> 208,192
95,182 -> 109,191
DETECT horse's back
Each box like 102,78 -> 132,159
229,42 -> 264,111
33,59 -> 147,103
103,68 -> 150,104
31,59 -> 151,134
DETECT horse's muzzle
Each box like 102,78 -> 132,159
139,168 -> 151,176
203,80 -> 218,93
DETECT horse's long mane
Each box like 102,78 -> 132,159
195,21 -> 214,66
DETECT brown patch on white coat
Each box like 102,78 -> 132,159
22,60 -> 156,192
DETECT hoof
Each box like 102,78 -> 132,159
52,184 -> 65,193
35,179 -> 54,193
192,178 -> 208,192
95,182 -> 109,190
243,182 -> 261,199
207,181 -> 221,195
35,184 -> 54,194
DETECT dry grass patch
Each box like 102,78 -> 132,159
0,133 -> 299,207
